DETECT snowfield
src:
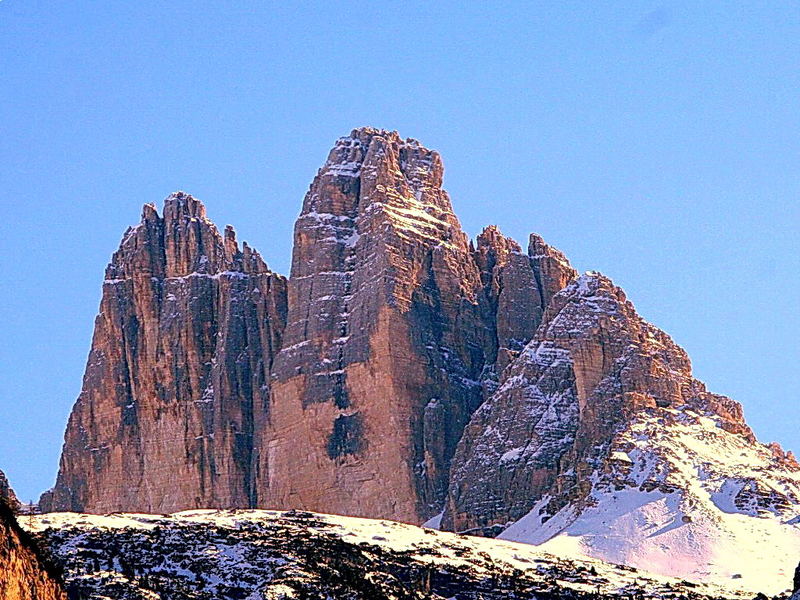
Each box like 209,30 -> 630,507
498,407 -> 800,595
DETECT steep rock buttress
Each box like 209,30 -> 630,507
41,193 -> 288,513
0,497 -> 66,600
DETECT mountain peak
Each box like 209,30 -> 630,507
343,126 -> 425,148
162,190 -> 208,221
477,225 -> 522,254
42,129 -> 798,592
43,191 -> 288,513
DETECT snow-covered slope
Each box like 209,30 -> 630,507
441,272 -> 800,595
25,509 -> 760,599
499,406 -> 800,595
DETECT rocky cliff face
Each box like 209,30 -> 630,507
263,128 -> 491,522
41,193 -> 288,514
0,499 -> 65,600
261,129 -> 574,522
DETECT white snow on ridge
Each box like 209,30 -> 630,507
499,408 -> 800,595
27,509 -> 755,598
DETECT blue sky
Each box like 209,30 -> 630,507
1,2 -> 798,502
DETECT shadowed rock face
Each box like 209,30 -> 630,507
0,499 -> 65,600
443,273 -> 757,534
41,193 -> 288,514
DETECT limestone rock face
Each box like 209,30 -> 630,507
258,129 -> 578,522
0,500 -> 65,600
264,129 -> 494,521
43,128 -> 777,539
41,193 -> 288,514
40,130 -> 581,521
444,272 -> 759,534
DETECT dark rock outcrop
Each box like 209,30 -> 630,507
474,227 -> 578,375
0,469 -> 19,511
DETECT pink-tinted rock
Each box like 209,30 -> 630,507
41,193 -> 287,513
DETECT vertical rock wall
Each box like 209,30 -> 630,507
264,129 -> 491,521
41,194 -> 287,513
44,128 -> 576,523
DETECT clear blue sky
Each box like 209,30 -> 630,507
1,2 -> 798,502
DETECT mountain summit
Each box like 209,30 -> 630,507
41,128 -> 800,590
41,191 -> 288,513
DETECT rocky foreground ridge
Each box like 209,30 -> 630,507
0,496 -> 65,600
39,127 -> 800,588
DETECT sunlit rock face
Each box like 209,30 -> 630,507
41,193 -> 288,514
264,128 -> 495,522
42,129 -> 576,523
0,499 -> 65,600
259,128 -> 578,522
31,127 -> 800,592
